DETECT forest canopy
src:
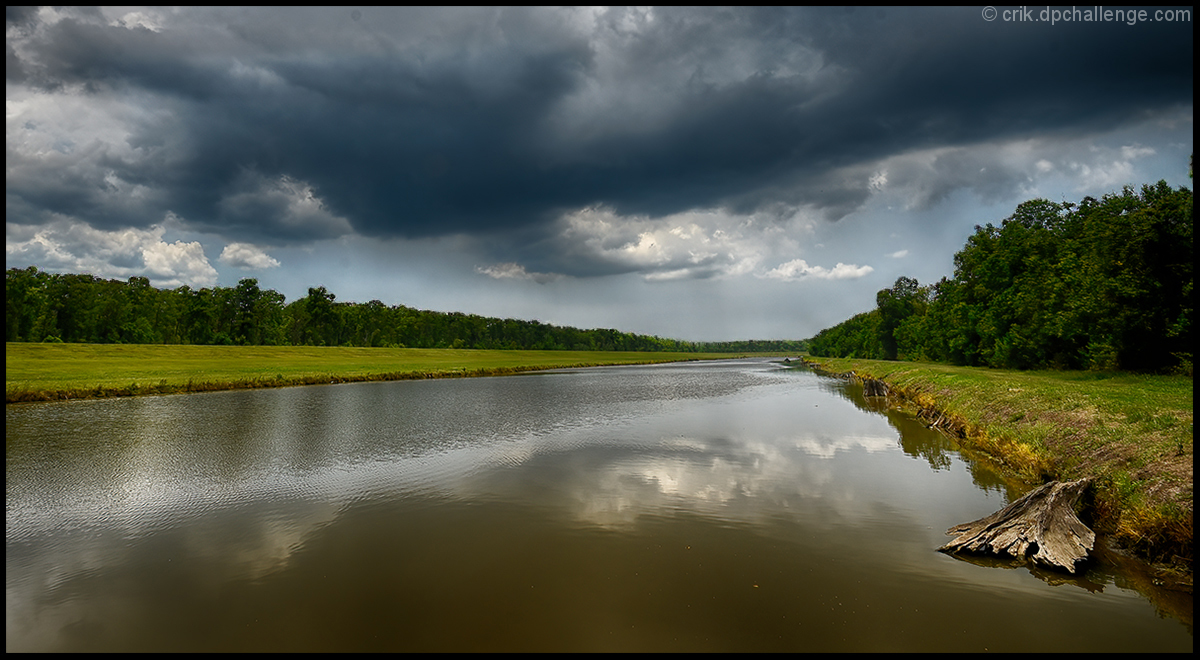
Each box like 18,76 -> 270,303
806,180 -> 1193,373
5,267 -> 804,354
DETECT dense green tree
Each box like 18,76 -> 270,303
6,266 -> 45,342
807,310 -> 884,359
806,179 -> 1193,373
301,286 -> 340,346
876,276 -> 924,360
7,268 -> 807,354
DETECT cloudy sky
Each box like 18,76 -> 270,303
6,7 -> 1193,341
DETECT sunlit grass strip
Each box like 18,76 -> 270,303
5,343 -> 763,403
802,356 -> 1193,564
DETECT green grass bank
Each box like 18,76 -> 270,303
801,356 -> 1192,570
4,343 -> 758,404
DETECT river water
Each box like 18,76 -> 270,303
5,358 -> 1192,651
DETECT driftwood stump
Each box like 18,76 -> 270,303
939,478 -> 1095,573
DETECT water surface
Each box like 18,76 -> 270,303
6,359 -> 1191,651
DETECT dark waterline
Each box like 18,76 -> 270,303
5,359 -> 1192,651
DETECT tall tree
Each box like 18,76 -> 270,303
876,276 -> 922,360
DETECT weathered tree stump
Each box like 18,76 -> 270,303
939,478 -> 1095,573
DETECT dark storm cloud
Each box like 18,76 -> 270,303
6,7 -> 1193,250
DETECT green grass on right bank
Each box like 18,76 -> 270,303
801,356 -> 1193,565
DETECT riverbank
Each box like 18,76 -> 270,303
798,356 -> 1192,585
4,343 -> 758,404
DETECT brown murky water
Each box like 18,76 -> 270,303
5,359 -> 1192,651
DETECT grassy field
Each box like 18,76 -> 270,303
4,343 -> 758,403
801,356 -> 1193,568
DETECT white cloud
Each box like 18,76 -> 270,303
109,9 -> 167,32
142,239 -> 217,286
1120,145 -> 1156,161
484,204 -> 875,286
476,262 -> 560,284
889,249 -> 908,258
762,259 -> 873,282
546,205 -> 789,280
869,170 -> 888,191
1069,144 -> 1158,192
217,172 -> 354,240
220,242 -> 281,270
5,87 -> 178,228
5,219 -> 218,288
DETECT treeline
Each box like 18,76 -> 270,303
807,180 -> 1193,373
4,268 -> 805,353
